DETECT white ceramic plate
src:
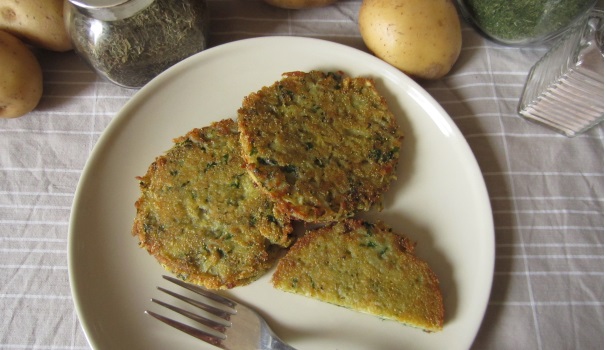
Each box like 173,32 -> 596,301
69,36 -> 494,350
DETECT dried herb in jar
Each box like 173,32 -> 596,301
461,0 -> 596,43
68,0 -> 209,88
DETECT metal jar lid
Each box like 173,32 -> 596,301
68,0 -> 154,21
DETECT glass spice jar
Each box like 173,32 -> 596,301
518,8 -> 603,136
64,0 -> 209,88
456,0 -> 597,46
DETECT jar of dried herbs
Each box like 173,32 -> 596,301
456,0 -> 597,46
65,0 -> 209,88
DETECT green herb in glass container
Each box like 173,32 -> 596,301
456,0 -> 597,45
65,0 -> 209,88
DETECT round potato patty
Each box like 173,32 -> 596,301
237,71 -> 403,223
132,119 -> 293,289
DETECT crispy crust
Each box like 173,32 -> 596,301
272,219 -> 444,332
132,119 -> 293,289
237,71 -> 403,223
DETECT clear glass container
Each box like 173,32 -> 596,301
456,0 -> 597,46
518,9 -> 603,137
65,0 -> 209,88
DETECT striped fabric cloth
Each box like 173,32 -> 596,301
0,1 -> 603,349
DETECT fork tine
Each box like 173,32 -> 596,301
150,275 -> 296,350
151,298 -> 228,332
145,310 -> 224,347
162,275 -> 237,308
158,286 -> 234,320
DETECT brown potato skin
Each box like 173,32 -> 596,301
0,0 -> 72,52
264,0 -> 338,9
359,0 -> 462,80
0,30 -> 43,119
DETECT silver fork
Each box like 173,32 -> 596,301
146,275 -> 296,350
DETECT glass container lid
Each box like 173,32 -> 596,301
68,0 -> 154,21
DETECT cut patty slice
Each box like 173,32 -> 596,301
272,219 -> 444,332
238,71 -> 403,223
132,119 -> 293,289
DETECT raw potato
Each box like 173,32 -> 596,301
264,0 -> 338,9
359,0 -> 462,80
0,0 -> 72,52
0,30 -> 43,119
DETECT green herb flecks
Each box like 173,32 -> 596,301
369,147 -> 399,163
267,215 -> 279,225
463,0 -> 595,42
205,161 -> 217,172
230,173 -> 245,189
364,240 -> 378,248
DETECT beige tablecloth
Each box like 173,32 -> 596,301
0,1 -> 603,349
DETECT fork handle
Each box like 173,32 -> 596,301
267,337 -> 297,350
